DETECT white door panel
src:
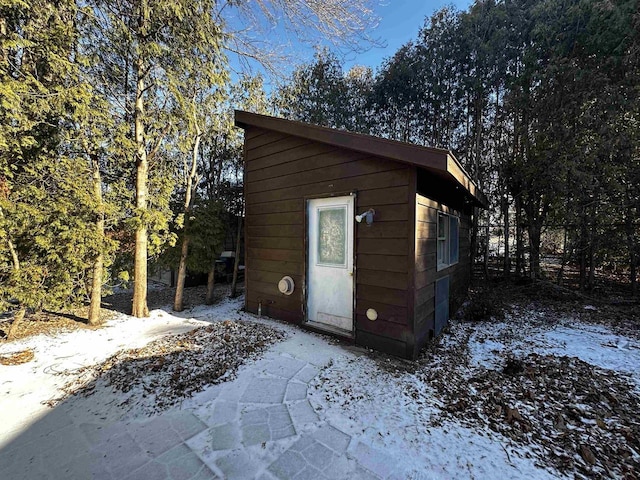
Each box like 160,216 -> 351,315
307,196 -> 354,332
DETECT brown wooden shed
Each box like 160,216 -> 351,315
235,111 -> 487,359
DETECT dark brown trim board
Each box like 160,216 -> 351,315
237,111 -> 487,359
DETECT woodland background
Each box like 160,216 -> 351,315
1,0 -> 638,334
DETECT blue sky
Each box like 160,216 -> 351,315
342,0 -> 472,72
227,1 -> 473,89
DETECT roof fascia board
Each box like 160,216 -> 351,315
446,155 -> 488,208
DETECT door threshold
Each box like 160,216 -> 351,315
304,320 -> 354,339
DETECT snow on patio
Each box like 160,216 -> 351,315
0,293 -> 638,479
0,307 -> 206,443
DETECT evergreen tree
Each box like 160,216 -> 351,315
0,0 -> 115,333
83,0 -> 380,317
82,0 -> 228,316
275,0 -> 639,289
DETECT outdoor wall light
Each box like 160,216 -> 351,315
355,208 -> 375,225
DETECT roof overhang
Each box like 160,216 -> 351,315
235,110 -> 488,208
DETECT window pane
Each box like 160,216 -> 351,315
449,216 -> 459,264
318,207 -> 346,266
437,239 -> 447,265
437,213 -> 447,240
437,212 -> 449,267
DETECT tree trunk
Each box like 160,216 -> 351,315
132,54 -> 149,318
173,131 -> 201,312
2,204 -> 24,340
515,196 -> 524,276
558,169 -> 571,286
474,97 -> 482,184
4,215 -> 24,340
88,158 -> 104,326
7,308 -> 26,342
579,208 -> 588,290
503,193 -> 510,277
88,252 -> 104,325
528,221 -> 542,279
557,226 -> 568,286
470,207 -> 478,278
0,205 -> 19,271
587,189 -> 599,291
587,221 -> 596,291
7,238 -> 19,271
173,236 -> 190,312
230,215 -> 242,298
624,187 -> 636,296
205,264 -> 216,305
483,219 -> 490,279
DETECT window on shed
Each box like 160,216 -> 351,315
449,216 -> 459,264
437,213 -> 449,268
437,212 -> 459,270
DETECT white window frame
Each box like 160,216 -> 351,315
437,211 -> 460,271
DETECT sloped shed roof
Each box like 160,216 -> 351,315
235,110 -> 488,208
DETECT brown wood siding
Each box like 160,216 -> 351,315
406,168 -> 417,358
244,126 -> 413,355
236,111 -> 488,208
246,169 -> 409,205
413,193 -> 472,356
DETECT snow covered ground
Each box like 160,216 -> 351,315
468,306 -> 640,390
0,307 -> 205,445
0,295 -> 638,479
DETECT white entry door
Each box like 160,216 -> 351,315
307,196 -> 354,332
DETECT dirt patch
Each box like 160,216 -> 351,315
50,319 -> 285,415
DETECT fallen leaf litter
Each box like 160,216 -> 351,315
50,320 -> 286,415
0,349 -> 35,365
418,306 -> 640,480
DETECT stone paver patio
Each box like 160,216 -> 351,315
0,330 -> 404,479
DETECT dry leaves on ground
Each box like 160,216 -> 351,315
51,320 -> 286,415
101,284 -> 232,315
0,310 -> 102,342
0,349 -> 35,365
418,323 -> 640,479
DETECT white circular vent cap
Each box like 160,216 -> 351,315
366,308 -> 378,321
278,276 -> 295,295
